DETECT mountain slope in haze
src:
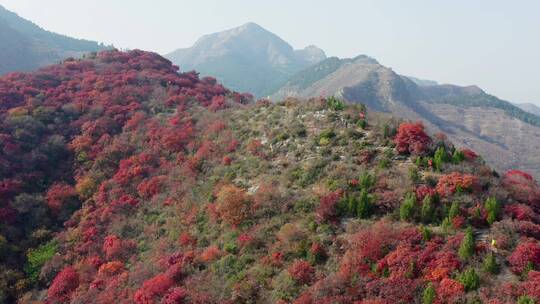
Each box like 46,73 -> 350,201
0,4 -> 107,75
166,22 -> 326,97
273,56 -> 540,179
516,102 -> 540,116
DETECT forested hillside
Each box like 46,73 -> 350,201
0,51 -> 538,304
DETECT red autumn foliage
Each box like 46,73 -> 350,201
508,241 -> 540,274
416,185 -> 437,202
521,271 -> 540,301
315,190 -> 343,223
161,287 -> 187,304
437,278 -> 464,303
47,266 -> 80,302
504,203 -> 539,222
102,235 -> 135,261
137,175 -> 167,199
288,260 -> 315,284
436,172 -> 478,197
215,184 -> 252,226
394,122 -> 432,155
134,274 -> 175,304
200,245 -> 221,262
45,183 -> 78,213
461,149 -> 478,160
502,170 -> 540,210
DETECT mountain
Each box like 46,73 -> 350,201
516,102 -> 540,116
273,56 -> 540,179
166,22 -> 326,97
406,75 -> 439,87
0,4 -> 107,75
1,51 -> 539,303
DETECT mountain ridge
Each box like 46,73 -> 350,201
0,4 -> 108,75
272,55 -> 540,178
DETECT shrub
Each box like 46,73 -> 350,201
394,122 -> 432,155
287,260 -> 315,285
436,278 -> 464,303
47,266 -> 79,302
502,170 -> 540,207
315,190 -> 342,223
161,287 -> 187,304
436,172 -> 478,197
134,274 -> 174,304
326,96 -> 345,111
215,185 -> 252,226
359,171 -> 375,190
508,241 -> 540,274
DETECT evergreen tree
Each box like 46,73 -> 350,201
485,197 -> 500,225
457,268 -> 480,291
482,252 -> 500,274
459,227 -> 475,260
448,201 -> 460,219
357,189 -> 371,219
400,193 -> 416,221
433,146 -> 448,171
422,283 -> 436,304
421,195 -> 434,223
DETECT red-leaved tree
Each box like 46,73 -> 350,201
394,122 -> 432,155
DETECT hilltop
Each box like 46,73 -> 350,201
0,4 -> 108,75
0,50 -> 538,303
273,55 -> 540,179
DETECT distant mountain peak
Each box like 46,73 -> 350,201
166,23 -> 327,97
239,21 -> 265,31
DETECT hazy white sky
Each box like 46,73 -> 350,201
1,0 -> 539,104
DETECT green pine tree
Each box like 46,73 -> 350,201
485,197 -> 500,225
459,227 -> 475,260
400,193 -> 416,221
448,201 -> 460,219
482,252 -> 500,274
357,189 -> 371,219
421,195 -> 434,223
433,146 -> 448,171
422,283 -> 436,304
457,268 -> 480,291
